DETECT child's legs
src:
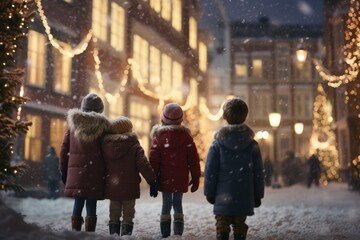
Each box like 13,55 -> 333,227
122,199 -> 136,223
232,216 -> 248,236
73,197 -> 85,216
85,199 -> 97,216
161,192 -> 173,215
109,200 -> 123,221
215,215 -> 232,233
172,192 -> 183,214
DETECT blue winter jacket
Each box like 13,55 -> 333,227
204,124 -> 265,216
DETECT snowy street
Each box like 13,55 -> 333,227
1,183 -> 360,240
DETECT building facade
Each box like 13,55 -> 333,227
230,18 -> 323,169
16,0 -> 207,185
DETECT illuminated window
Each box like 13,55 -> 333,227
199,41 -> 207,72
50,118 -> 67,156
150,0 -> 161,13
252,92 -> 271,119
161,0 -> 171,21
189,17 -> 197,49
111,2 -> 125,51
53,41 -> 72,94
161,53 -> 172,94
132,35 -> 149,84
108,96 -> 124,119
235,61 -> 248,80
150,46 -> 161,86
172,61 -> 183,101
92,0 -> 108,41
252,59 -> 263,79
172,0 -> 182,31
24,114 -> 42,162
27,30 -> 46,87
130,101 -> 150,156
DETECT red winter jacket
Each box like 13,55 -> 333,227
102,132 -> 156,201
149,124 -> 201,193
60,109 -> 110,199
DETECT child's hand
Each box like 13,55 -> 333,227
206,196 -> 215,204
254,199 -> 261,208
150,181 -> 158,198
189,178 -> 199,192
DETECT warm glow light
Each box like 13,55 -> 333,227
296,48 -> 308,63
294,122 -> 304,135
256,130 -> 269,139
269,112 -> 281,128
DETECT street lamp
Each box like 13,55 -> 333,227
294,122 -> 304,157
269,112 -> 281,186
256,130 -> 269,157
296,48 -> 308,63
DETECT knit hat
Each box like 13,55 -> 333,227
110,116 -> 133,134
81,93 -> 104,113
223,97 -> 248,124
161,103 -> 183,125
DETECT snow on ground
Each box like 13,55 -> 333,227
1,182 -> 360,240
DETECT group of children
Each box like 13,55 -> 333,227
59,93 -> 264,240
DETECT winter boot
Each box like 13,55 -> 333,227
109,220 -> 121,235
217,232 -> 230,240
121,221 -> 134,236
71,216 -> 84,231
173,213 -> 184,236
234,233 -> 246,240
160,214 -> 171,238
85,216 -> 97,232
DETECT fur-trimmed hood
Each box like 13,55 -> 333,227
215,124 -> 255,151
67,108 -> 110,142
103,132 -> 137,142
150,124 -> 190,138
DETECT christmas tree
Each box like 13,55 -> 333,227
0,0 -> 34,191
309,84 -> 340,185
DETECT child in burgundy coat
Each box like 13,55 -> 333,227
149,103 -> 201,238
102,116 -> 158,236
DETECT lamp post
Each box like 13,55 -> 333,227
294,122 -> 304,157
295,48 -> 308,63
269,112 -> 281,184
256,130 -> 269,157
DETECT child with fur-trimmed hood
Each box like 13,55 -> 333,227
101,116 -> 158,236
60,93 -> 110,232
204,97 -> 265,240
149,103 -> 201,238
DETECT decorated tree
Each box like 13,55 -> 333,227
0,0 -> 34,191
309,84 -> 340,185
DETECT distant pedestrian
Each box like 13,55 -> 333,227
60,93 -> 110,232
102,116 -> 158,236
264,156 -> 273,187
281,151 -> 302,186
204,97 -> 264,240
43,146 -> 60,199
149,102 -> 201,238
307,154 -> 321,188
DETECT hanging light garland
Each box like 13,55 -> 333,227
313,0 -> 360,88
35,0 -> 92,57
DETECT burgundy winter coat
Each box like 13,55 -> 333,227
59,109 -> 110,199
149,124 -> 201,193
102,132 -> 156,201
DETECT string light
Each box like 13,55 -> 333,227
310,84 -> 340,185
35,0 -> 92,57
314,0 -> 360,87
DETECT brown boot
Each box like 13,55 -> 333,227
85,216 -> 97,232
71,216 -> 84,231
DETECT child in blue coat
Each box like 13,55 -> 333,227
204,98 -> 265,240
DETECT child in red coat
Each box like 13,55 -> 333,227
149,103 -> 201,238
102,116 -> 158,236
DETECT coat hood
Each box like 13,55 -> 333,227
150,124 -> 191,138
102,132 -> 138,153
215,124 -> 255,151
67,108 -> 110,142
